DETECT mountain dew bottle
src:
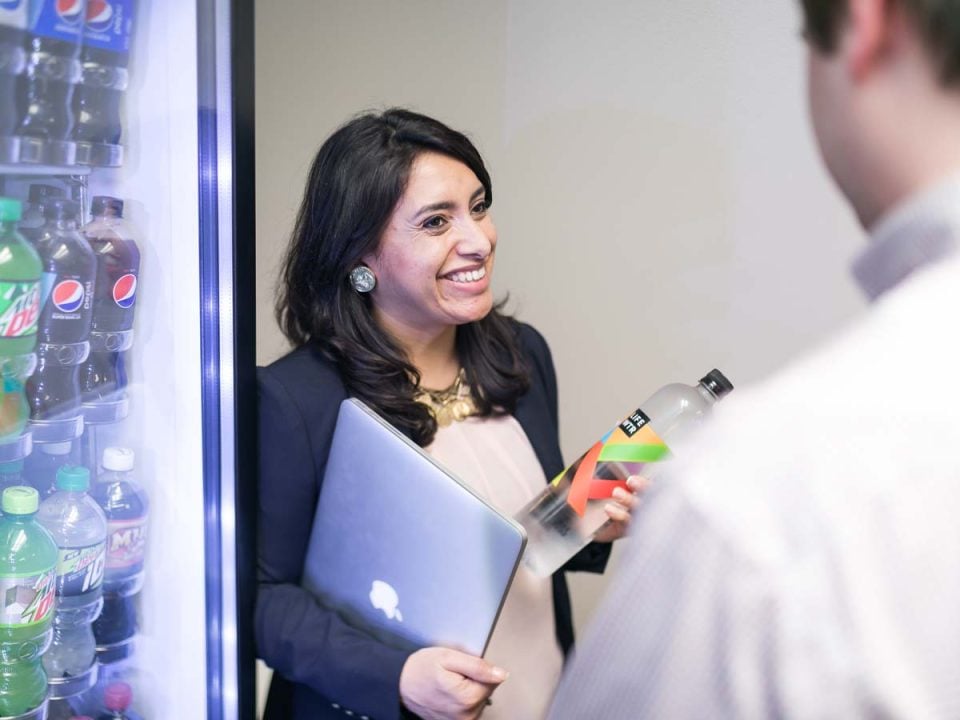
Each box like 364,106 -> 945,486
0,486 -> 57,716
0,198 -> 42,442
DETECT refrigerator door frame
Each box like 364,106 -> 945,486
197,0 -> 256,717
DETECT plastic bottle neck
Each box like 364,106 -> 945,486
696,383 -> 720,405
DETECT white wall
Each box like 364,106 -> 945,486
255,0 -> 867,700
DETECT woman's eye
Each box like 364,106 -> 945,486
472,200 -> 489,215
422,215 -> 447,230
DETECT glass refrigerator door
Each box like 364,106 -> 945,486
0,0 -> 253,717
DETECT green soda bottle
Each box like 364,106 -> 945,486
0,198 -> 42,443
0,486 -> 57,715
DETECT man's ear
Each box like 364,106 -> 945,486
845,0 -> 898,82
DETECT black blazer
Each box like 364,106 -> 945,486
257,323 -> 611,720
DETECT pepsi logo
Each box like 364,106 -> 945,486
0,0 -> 23,13
85,0 -> 113,33
56,0 -> 84,26
52,279 -> 85,313
113,274 -> 136,308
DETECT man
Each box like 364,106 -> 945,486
548,0 -> 960,717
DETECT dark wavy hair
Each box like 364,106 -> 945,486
276,108 -> 530,446
801,0 -> 960,85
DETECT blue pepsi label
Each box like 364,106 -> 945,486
28,0 -> 85,43
0,0 -> 28,30
82,0 -> 133,54
55,540 -> 106,597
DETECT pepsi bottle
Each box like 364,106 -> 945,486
17,0 -> 85,165
80,196 -> 136,413
26,198 -> 95,434
18,182 -> 65,243
73,0 -> 134,167
0,0 -> 27,163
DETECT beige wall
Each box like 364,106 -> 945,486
255,0 -> 867,703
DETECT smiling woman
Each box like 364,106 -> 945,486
257,109 -> 639,720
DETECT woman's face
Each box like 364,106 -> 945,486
363,152 -> 497,341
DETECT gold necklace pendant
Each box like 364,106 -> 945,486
416,369 -> 476,426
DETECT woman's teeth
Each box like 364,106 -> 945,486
447,267 -> 486,283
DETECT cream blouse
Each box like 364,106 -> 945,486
426,414 -> 564,720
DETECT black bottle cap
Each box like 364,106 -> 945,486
91,195 -> 124,218
28,183 -> 65,204
43,198 -> 80,221
700,369 -> 734,399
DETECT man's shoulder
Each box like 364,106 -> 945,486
669,258 -> 960,562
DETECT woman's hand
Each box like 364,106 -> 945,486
400,647 -> 508,720
592,475 -> 649,543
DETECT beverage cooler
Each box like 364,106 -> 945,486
0,0 -> 256,718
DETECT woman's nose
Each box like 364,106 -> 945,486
456,217 -> 494,257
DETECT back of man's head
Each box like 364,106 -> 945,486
801,0 -> 960,85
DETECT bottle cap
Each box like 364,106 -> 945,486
91,195 -> 124,218
40,441 -> 73,456
103,681 -> 133,711
28,183 -> 64,204
0,197 -> 22,223
103,447 -> 135,472
2,486 -> 38,515
43,198 -> 80,221
699,369 -> 734,399
56,465 -> 90,492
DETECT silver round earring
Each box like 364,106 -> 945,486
349,265 -> 377,293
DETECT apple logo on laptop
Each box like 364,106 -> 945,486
369,580 -> 403,622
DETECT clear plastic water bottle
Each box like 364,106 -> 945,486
516,369 -> 734,577
0,486 -> 57,716
38,466 -> 107,679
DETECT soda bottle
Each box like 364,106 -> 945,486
26,198 -> 94,432
516,369 -> 734,577
38,466 -> 107,683
0,486 -> 57,716
24,439 -> 74,499
17,0 -> 86,165
89,448 -> 145,659
95,682 -> 141,720
79,196 -> 136,413
0,198 -> 41,445
18,182 -> 65,244
72,0 -> 135,167
81,197 -> 137,336
0,0 -> 27,163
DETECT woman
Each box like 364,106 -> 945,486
258,108 -> 640,720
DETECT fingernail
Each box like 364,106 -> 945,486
613,487 -> 629,501
626,477 -> 639,490
492,667 -> 508,681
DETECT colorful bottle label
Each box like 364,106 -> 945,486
82,0 -> 133,54
105,516 -> 145,568
0,279 -> 41,338
112,272 -> 136,308
55,540 -> 105,596
552,407 -> 670,516
28,0 -> 85,43
0,568 -> 56,626
0,0 -> 28,29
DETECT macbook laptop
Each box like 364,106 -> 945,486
301,398 -> 527,656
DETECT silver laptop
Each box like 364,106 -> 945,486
302,398 -> 527,656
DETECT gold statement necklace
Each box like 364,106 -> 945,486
415,369 -> 476,427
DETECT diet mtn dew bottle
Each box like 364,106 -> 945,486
38,466 -> 107,680
0,486 -> 58,716
0,197 -> 42,443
